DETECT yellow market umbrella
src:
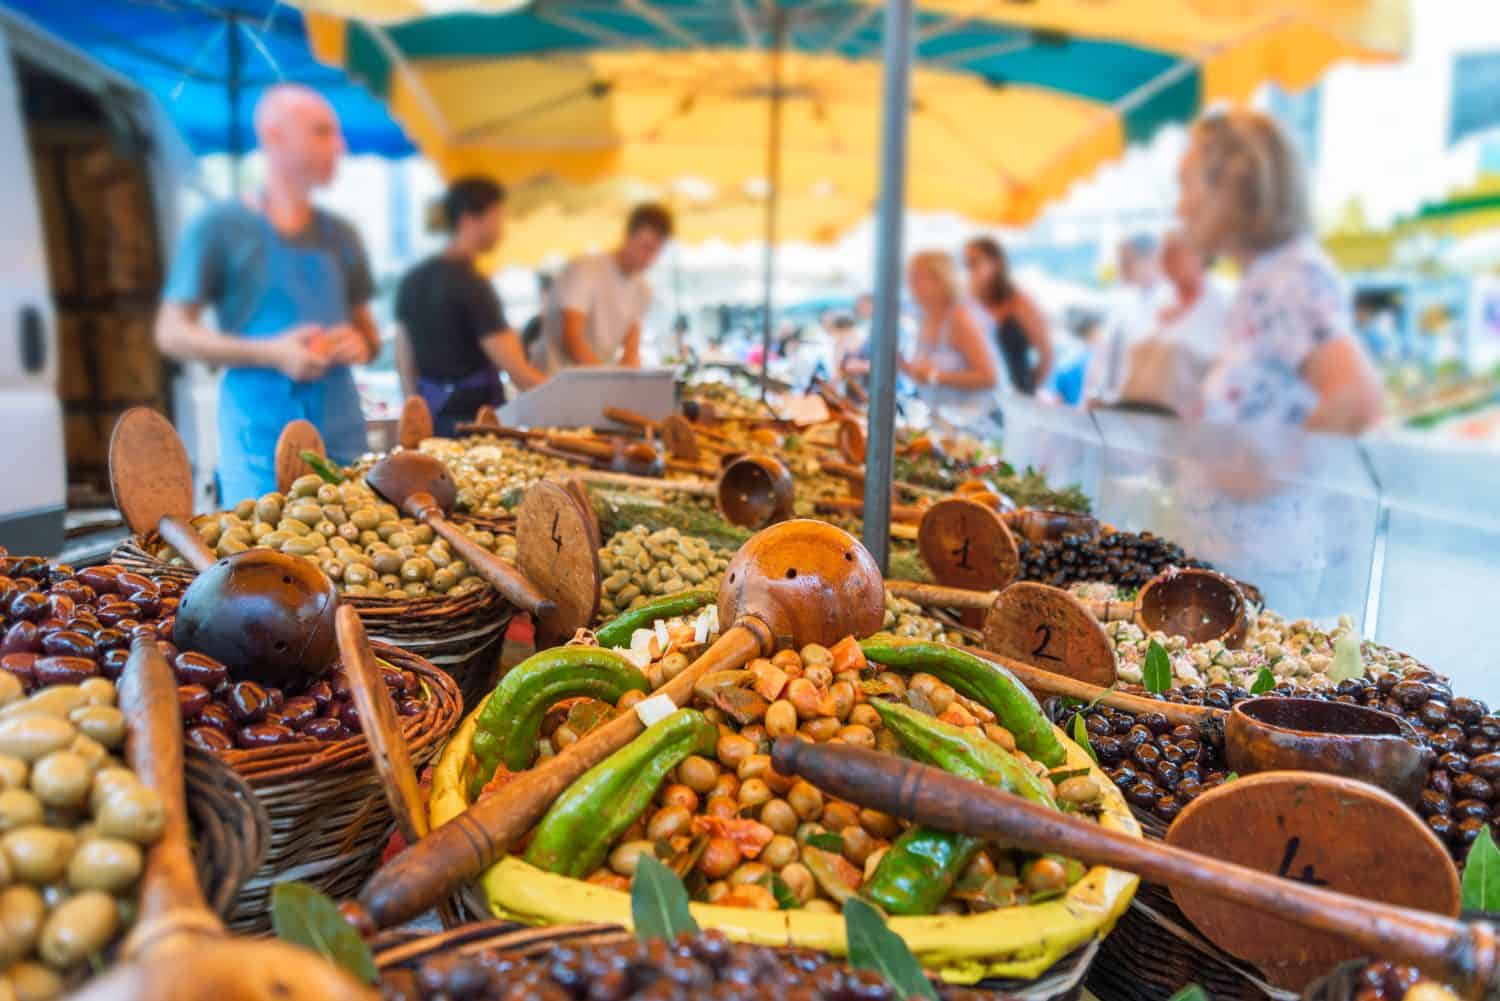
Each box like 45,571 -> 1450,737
299,0 -> 1405,227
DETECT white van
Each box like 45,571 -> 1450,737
0,9 -> 197,558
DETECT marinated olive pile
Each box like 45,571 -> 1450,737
160,474 -> 517,599
597,527 -> 730,620
1338,961 -> 1455,1001
0,677 -> 163,999
417,438 -> 566,516
0,559 -> 421,755
380,929 -> 992,1001
879,594 -> 964,645
470,635 -> 1103,917
1019,530 -> 1210,591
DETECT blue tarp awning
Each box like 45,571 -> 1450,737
2,0 -> 413,157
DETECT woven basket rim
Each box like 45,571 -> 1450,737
184,744 -> 270,917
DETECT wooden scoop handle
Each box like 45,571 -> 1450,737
157,516 -> 218,573
547,433 -> 620,462
337,606 -> 428,844
412,503 -> 555,618
1079,597 -> 1139,622
118,636 -> 223,955
771,740 -> 1500,1001
603,406 -> 656,430
814,499 -> 925,523
574,469 -> 718,497
361,619 -> 773,928
885,580 -> 998,611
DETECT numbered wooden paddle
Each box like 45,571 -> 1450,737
364,450 -> 554,619
514,481 -> 603,646
273,420 -> 327,494
473,404 -> 500,429
918,496 -> 1022,593
398,395 -> 434,449
603,406 -> 711,463
773,742 -> 1481,997
68,637 -> 378,1001
108,407 -> 218,570
360,520 -> 888,929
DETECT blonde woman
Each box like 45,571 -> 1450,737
1178,110 -> 1382,433
900,251 -> 999,424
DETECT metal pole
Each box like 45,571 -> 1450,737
227,14 -> 242,197
860,0 -> 914,572
758,8 -> 787,403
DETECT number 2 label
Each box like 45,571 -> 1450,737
1031,624 -> 1062,662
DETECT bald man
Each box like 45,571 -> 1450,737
156,84 -> 378,502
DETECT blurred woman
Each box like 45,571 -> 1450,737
1178,110 -> 1382,433
963,237 -> 1052,395
900,251 -> 998,424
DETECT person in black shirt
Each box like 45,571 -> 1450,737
395,177 -> 546,435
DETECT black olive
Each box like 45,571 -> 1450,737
1440,752 -> 1471,775
1155,761 -> 1182,787
1133,744 -> 1162,768
1420,789 -> 1452,816
1085,714 -> 1112,736
1159,743 -> 1186,765
1111,764 -> 1139,787
1176,779 -> 1203,804
1126,782 -> 1158,807
1170,724 -> 1197,742
1391,681 -> 1432,708
1454,817 -> 1487,847
1155,796 -> 1182,821
1453,697 -> 1487,724
1453,799 -> 1491,821
1139,712 -> 1170,735
1177,738 -> 1202,760
1469,736 -> 1495,757
1093,736 -> 1123,764
1420,701 -> 1451,728
1429,770 -> 1454,796
1454,773 -> 1494,802
1427,814 -> 1455,840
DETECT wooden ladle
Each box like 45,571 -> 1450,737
773,741 -> 1477,996
363,450 -> 555,619
110,409 -> 341,688
571,453 -> 796,530
359,519 -> 888,928
398,395 -> 434,450
69,637 -> 378,1001
109,407 -> 218,570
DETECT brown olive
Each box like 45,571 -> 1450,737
32,656 -> 95,687
799,718 -> 841,742
698,837 -> 738,879
760,798 -> 797,836
646,805 -> 692,841
1,825 -> 76,882
177,684 -> 211,720
9,592 -> 49,623
186,727 -> 233,753
94,601 -> 142,627
837,724 -> 875,749
1,621 -> 42,657
235,723 -> 299,749
39,889 -> 119,969
280,696 -> 320,730
302,718 -> 349,741
704,796 -> 738,821
840,825 -> 875,866
676,755 -> 719,794
786,781 -> 823,822
821,802 -> 858,833
174,651 -> 228,689
737,778 -> 772,809
715,733 -> 754,770
1023,855 -> 1069,895
226,681 -> 269,723
305,680 -> 334,710
39,631 -> 95,661
761,834 -> 798,869
660,784 -> 698,812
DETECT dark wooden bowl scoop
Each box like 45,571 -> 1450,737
359,520 -> 887,928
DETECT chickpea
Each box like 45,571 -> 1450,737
647,805 -> 693,841
617,690 -> 646,712
677,755 -> 720,794
858,808 -> 901,840
841,825 -> 875,866
799,644 -> 833,668
738,778 -> 772,810
762,834 -> 799,869
761,798 -> 798,836
822,802 -> 858,833
660,784 -> 699,812
705,796 -> 738,820
799,718 -> 841,742
609,840 -> 657,877
838,724 -> 875,749
779,861 -> 815,903
804,664 -> 833,689
785,679 -> 822,721
928,684 -> 956,715
848,704 -> 881,729
715,733 -> 755,770
737,754 -> 771,782
765,700 -> 798,739
711,773 -> 740,802
699,838 -> 739,879
705,880 -> 732,903
1023,856 -> 1070,896
786,781 -> 824,822
729,862 -> 769,886
1057,776 -> 1101,805
770,650 -> 802,671
827,682 -> 855,721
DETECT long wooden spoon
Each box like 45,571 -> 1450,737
273,420 -> 327,494
68,637 -> 377,1001
772,741 -> 1480,996
109,407 -> 217,569
359,519 -> 888,928
363,450 -> 554,619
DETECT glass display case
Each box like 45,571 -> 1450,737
997,396 -> 1500,701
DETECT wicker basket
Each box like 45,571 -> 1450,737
185,744 -> 270,919
112,536 -> 513,711
201,642 -> 462,931
371,920 -> 1101,1001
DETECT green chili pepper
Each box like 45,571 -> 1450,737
299,450 -> 345,484
861,701 -> 1057,916
594,589 -> 717,649
470,646 -> 650,796
860,638 -> 1066,767
524,708 -> 717,878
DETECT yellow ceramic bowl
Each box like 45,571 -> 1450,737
430,695 -> 1139,985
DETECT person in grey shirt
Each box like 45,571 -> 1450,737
155,84 -> 377,502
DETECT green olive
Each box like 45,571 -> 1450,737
276,518 -> 310,537
66,736 -> 107,774
411,524 -> 435,545
76,679 -> 114,709
287,501 -> 324,526
322,505 -> 347,527
350,508 -> 381,531
0,884 -> 45,965
342,564 -> 372,587
400,557 -> 435,582
40,890 -> 118,970
429,569 -> 456,594
315,483 -> 341,505
216,537 -> 248,557
402,582 -> 428,598
338,522 -> 362,543
196,522 -> 222,548
258,531 -> 291,550
290,474 -> 323,498
282,537 -> 321,557
95,785 -> 164,844
386,530 -> 413,549
254,495 -> 284,523
67,837 -> 141,893
3,685 -> 88,721
376,522 -> 400,541
364,579 -> 387,597
0,790 -> 42,832
427,547 -> 451,569
0,718 -> 75,762
220,526 -> 252,546
88,768 -> 138,813
371,551 -> 403,576
0,755 -> 25,791
319,559 -> 345,582
69,708 -> 124,750
1,826 -> 76,883
29,752 -> 91,809
358,529 -> 381,547
9,959 -> 64,1001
